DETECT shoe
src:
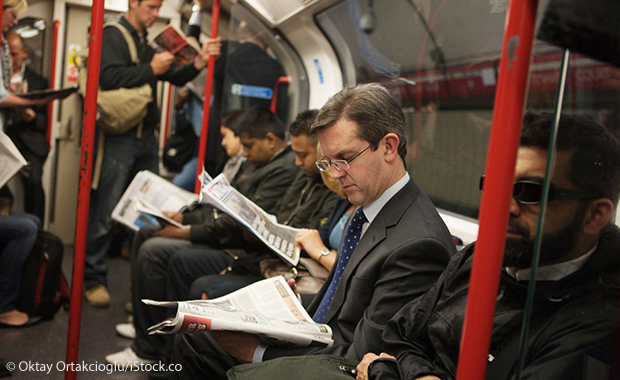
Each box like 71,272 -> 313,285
85,285 -> 110,307
125,300 -> 133,314
115,322 -> 136,339
105,347 -> 156,366
0,315 -> 42,328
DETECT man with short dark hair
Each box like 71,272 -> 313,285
83,0 -> 214,307
170,83 -> 456,379
357,111 -> 620,380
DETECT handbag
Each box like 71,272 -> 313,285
260,257 -> 329,295
162,111 -> 198,172
77,23 -> 153,135
227,354 -> 360,380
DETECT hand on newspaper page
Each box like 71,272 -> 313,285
162,211 -> 184,223
212,331 -> 260,364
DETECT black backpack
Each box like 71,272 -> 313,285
16,230 -> 70,319
163,110 -> 198,173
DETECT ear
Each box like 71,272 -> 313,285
263,132 -> 277,149
582,198 -> 614,236
128,0 -> 139,10
383,133 -> 400,163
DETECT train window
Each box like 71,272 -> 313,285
11,17 -> 46,76
317,1 -> 620,221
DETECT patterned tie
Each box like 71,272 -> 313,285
312,207 -> 367,323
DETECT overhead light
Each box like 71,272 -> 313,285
19,28 -> 39,38
33,20 -> 45,30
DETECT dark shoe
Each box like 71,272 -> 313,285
0,315 -> 42,328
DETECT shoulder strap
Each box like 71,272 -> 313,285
104,23 -> 140,65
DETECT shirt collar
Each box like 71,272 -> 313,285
11,63 -> 25,84
506,243 -> 598,282
361,172 -> 410,225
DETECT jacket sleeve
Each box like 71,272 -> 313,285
371,249 -> 471,380
27,75 -> 49,134
160,61 -> 201,87
99,27 -> 156,90
249,166 -> 298,215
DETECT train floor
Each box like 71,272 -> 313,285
0,246 -> 150,379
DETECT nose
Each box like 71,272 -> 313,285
295,156 -> 303,168
508,196 -> 521,217
330,167 -> 345,180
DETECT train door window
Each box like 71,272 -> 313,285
215,3 -> 307,125
10,17 -> 46,76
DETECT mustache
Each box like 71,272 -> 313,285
507,219 -> 530,238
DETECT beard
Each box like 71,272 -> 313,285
503,203 -> 588,268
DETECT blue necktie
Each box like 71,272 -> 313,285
312,207 -> 367,323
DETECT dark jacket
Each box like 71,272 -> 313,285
264,178 -> 456,360
5,68 -> 49,158
372,224 -> 620,380
182,146 -> 298,247
99,17 -> 200,131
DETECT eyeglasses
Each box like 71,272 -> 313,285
315,144 -> 372,172
479,175 -> 598,205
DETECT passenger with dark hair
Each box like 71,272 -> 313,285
354,111 -> 620,380
106,106 -> 298,365
169,83 -> 455,379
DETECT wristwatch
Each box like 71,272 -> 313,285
318,249 -> 330,264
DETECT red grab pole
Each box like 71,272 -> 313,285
162,82 -> 173,146
194,0 -> 221,194
455,0 -> 537,379
65,0 -> 105,377
46,20 -> 60,147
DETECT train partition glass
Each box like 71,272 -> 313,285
316,0 -> 620,219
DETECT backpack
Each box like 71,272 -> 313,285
16,230 -> 70,319
77,23 -> 153,135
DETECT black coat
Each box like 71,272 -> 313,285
5,68 -> 49,158
372,224 -> 620,380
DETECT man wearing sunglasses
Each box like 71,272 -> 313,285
357,111 -> 620,380
169,83 -> 456,379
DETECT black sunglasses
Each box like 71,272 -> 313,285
479,176 -> 598,205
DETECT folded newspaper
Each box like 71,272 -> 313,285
144,276 -> 333,348
0,131 -> 28,188
112,170 -> 199,232
200,173 -> 301,266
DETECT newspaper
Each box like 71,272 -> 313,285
0,131 -> 28,188
112,170 -> 199,232
150,25 -> 201,66
200,174 -> 301,266
144,276 -> 333,348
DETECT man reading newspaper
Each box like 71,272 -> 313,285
169,83 -> 456,379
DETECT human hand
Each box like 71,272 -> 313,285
356,352 -> 395,380
20,108 -> 35,122
286,278 -> 298,297
151,52 -> 175,75
212,331 -> 260,363
194,37 -> 221,70
294,229 -> 324,260
162,211 -> 183,223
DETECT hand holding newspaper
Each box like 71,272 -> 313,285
144,276 -> 333,348
199,173 -> 302,266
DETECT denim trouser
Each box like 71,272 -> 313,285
0,212 -> 40,312
172,157 -> 198,192
84,129 -> 159,289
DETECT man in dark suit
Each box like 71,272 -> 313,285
169,83 -> 456,379
4,31 -> 49,221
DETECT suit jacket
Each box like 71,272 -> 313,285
264,178 -> 457,360
5,67 -> 49,158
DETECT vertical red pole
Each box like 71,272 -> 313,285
162,82 -> 173,146
46,20 -> 60,147
65,0 -> 105,377
194,0 -> 220,194
455,1 -> 537,379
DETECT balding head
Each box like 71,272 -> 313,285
5,31 -> 27,74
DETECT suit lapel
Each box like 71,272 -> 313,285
322,179 -> 419,323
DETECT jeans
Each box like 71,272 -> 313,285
0,212 -> 40,312
172,157 -> 198,192
84,129 -> 159,289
